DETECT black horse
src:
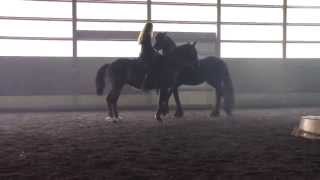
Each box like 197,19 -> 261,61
154,32 -> 235,117
95,42 -> 198,121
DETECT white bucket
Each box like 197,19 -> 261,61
292,116 -> 320,140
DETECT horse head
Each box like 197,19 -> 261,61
154,32 -> 176,55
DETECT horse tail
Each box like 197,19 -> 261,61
95,64 -> 109,96
221,62 -> 235,115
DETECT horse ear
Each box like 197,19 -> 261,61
192,41 -> 197,47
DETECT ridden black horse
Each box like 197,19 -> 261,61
95,42 -> 198,121
154,32 -> 235,117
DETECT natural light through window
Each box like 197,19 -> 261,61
154,23 -> 216,33
288,26 -> 320,41
0,20 -> 72,38
0,39 -> 72,57
152,5 -> 216,22
288,0 -> 320,6
152,0 -> 216,3
287,9 -> 320,23
221,43 -> 282,58
78,41 -> 140,57
77,3 -> 146,20
78,22 -> 145,31
0,1 -> 71,18
222,0 -> 282,5
221,25 -> 282,41
0,1 -> 319,58
287,43 -> 320,58
222,7 -> 282,23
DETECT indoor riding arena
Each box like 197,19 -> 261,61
1,0 -> 320,179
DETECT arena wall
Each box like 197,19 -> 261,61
0,57 -> 319,111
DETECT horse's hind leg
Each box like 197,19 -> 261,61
209,84 -> 221,117
112,88 -> 122,119
109,81 -> 124,120
206,80 -> 222,117
106,93 -> 114,119
173,87 -> 184,118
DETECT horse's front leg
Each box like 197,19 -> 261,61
162,88 -> 172,115
155,88 -> 170,122
173,87 -> 184,118
211,87 -> 221,117
155,89 -> 165,122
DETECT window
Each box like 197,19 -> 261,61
152,0 -> 216,3
221,25 -> 282,41
118,0 -> 146,1
154,23 -> 216,32
221,43 -> 282,58
286,1 -> 320,58
222,7 -> 282,23
222,0 -> 282,5
1,1 -> 318,59
78,41 -> 140,57
287,9 -> 320,23
77,1 -> 217,57
287,26 -> 320,41
77,22 -> 144,31
0,1 -> 71,57
75,2 -> 146,57
152,5 -> 216,22
220,4 -> 283,58
287,43 -> 320,58
288,0 -> 320,6
0,1 -> 71,18
0,20 -> 71,38
77,3 -> 146,20
0,39 -> 72,57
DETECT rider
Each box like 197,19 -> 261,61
137,22 -> 158,90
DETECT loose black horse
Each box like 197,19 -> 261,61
154,32 -> 235,117
95,42 -> 198,121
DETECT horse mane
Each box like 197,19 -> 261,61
155,33 -> 176,55
164,34 -> 176,52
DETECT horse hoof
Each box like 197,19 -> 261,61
114,116 -> 124,122
105,116 -> 117,122
174,112 -> 183,118
154,114 -> 162,122
162,111 -> 169,116
160,105 -> 169,116
225,110 -> 232,116
210,112 -> 220,117
105,116 -> 113,121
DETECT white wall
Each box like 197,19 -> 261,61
0,56 -> 319,111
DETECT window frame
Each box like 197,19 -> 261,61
0,0 -> 319,59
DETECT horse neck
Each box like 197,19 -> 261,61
166,45 -> 194,69
163,38 -> 176,55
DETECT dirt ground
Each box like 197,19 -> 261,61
0,108 -> 320,180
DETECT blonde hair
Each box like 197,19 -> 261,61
138,22 -> 153,44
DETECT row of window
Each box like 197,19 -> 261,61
0,1 -> 319,58
1,2 -> 320,23
98,0 -> 320,6
1,39 -> 317,58
2,20 -> 320,41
